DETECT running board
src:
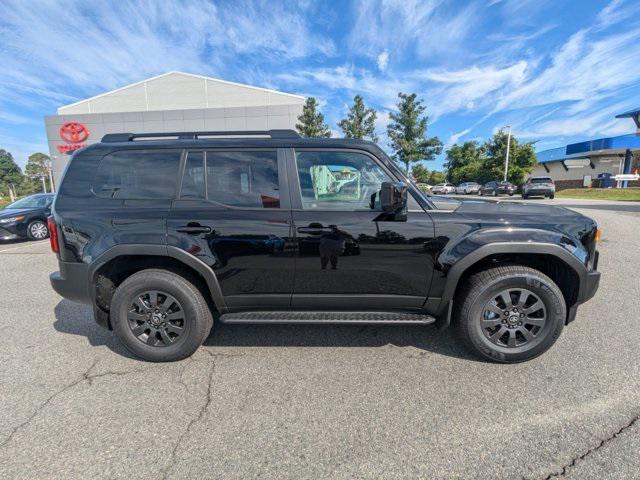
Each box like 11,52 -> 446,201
218,311 -> 436,325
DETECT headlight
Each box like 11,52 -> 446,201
0,215 -> 25,224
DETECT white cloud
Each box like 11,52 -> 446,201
415,61 -> 528,117
446,128 -> 472,147
0,0 -> 334,107
377,51 -> 389,72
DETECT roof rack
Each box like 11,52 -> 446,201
101,129 -> 301,143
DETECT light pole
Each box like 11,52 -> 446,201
503,125 -> 512,182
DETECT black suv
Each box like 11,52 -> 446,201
479,181 -> 516,197
49,130 -> 600,363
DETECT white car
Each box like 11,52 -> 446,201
455,182 -> 481,195
431,183 -> 456,194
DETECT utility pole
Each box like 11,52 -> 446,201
49,157 -> 56,192
41,175 -> 47,193
503,125 -> 512,182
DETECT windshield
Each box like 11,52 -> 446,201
4,195 -> 51,209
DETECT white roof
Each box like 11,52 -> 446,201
58,71 -> 304,115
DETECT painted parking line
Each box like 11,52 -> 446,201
0,240 -> 49,253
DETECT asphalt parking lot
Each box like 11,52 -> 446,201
1,197 -> 639,479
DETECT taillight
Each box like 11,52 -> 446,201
48,216 -> 59,253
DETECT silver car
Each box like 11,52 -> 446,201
455,182 -> 481,195
522,176 -> 556,199
431,183 -> 456,194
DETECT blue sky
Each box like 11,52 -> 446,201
1,0 -> 640,170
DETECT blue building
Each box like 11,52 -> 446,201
532,108 -> 640,190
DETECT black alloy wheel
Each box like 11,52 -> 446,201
127,290 -> 186,347
480,288 -> 546,349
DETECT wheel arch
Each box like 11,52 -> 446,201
89,245 -> 225,328
439,242 -> 587,324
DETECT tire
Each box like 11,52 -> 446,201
27,220 -> 49,240
492,190 -> 498,197
479,190 -> 483,196
522,194 -> 528,199
549,194 -> 555,199
110,269 -> 213,362
508,193 -> 514,196
455,265 -> 566,363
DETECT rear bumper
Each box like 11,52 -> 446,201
525,189 -> 554,196
50,261 -> 91,304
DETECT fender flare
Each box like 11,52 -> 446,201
88,244 -> 226,312
439,241 -> 589,312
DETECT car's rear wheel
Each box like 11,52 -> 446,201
455,265 -> 566,363
27,220 -> 49,240
110,269 -> 213,362
549,194 -> 555,199
492,190 -> 498,197
522,194 -> 528,199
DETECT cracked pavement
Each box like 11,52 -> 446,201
0,197 -> 639,479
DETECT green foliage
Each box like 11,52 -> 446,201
296,97 -> 331,138
0,149 -> 24,197
444,141 -> 485,185
411,163 -> 446,185
24,152 -> 51,193
387,93 -> 442,173
338,95 -> 378,142
445,131 -> 537,186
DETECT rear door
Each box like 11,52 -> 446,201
287,148 -> 435,310
167,148 -> 295,309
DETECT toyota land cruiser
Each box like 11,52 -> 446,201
49,130 -> 600,363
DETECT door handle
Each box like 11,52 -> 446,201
176,225 -> 212,234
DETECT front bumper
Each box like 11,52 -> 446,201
0,225 -> 21,240
579,269 -> 601,304
50,261 -> 91,305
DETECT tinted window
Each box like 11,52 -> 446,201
94,150 -> 181,199
206,151 -> 279,208
530,177 -> 552,183
180,152 -> 205,199
296,150 -> 392,211
5,195 -> 51,209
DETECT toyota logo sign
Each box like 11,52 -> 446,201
57,122 -> 90,154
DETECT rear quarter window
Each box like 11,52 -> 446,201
93,149 -> 181,199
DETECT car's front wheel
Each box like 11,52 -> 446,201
455,265 -> 566,363
110,269 -> 213,362
27,220 -> 49,240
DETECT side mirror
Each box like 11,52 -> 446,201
378,181 -> 408,221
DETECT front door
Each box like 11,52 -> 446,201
167,149 -> 295,309
288,149 -> 435,310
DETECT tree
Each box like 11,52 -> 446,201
444,141 -> 485,185
411,164 -> 447,186
338,95 -> 378,141
296,97 -> 331,138
483,130 -> 537,185
387,92 -> 442,173
25,152 -> 51,193
0,149 -> 24,199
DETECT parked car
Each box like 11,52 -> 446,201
49,129 -> 600,363
0,193 -> 54,240
455,182 -> 481,195
479,181 -> 517,197
522,176 -> 555,199
431,183 -> 456,194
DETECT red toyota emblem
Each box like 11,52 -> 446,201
59,122 -> 89,143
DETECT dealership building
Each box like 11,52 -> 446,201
531,108 -> 640,189
45,71 -> 305,185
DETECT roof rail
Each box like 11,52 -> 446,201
101,129 -> 300,143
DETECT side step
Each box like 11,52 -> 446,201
218,311 -> 436,325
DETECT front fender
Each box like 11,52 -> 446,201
434,227 -> 590,312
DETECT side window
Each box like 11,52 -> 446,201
295,150 -> 392,211
94,149 -> 181,199
205,150 -> 280,208
180,151 -> 205,199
